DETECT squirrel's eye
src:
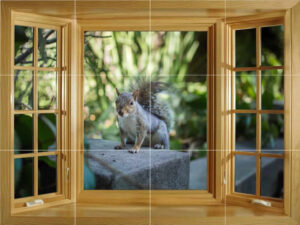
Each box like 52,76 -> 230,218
130,101 -> 134,105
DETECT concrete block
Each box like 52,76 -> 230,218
84,139 -> 190,190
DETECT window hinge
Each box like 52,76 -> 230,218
26,199 -> 44,207
66,167 -> 70,180
251,199 -> 272,207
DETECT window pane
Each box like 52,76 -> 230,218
235,114 -> 256,151
261,70 -> 284,110
235,155 -> 256,195
15,158 -> 33,198
14,114 -> 33,154
235,28 -> 256,68
14,70 -> 33,110
15,25 -> 33,66
189,150 -> 207,190
261,114 -> 284,154
261,157 -> 283,198
38,114 -> 57,152
83,31 -> 208,190
38,71 -> 57,109
261,25 -> 284,66
38,155 -> 57,194
236,71 -> 256,109
38,28 -> 57,67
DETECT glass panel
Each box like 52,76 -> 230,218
159,75 -> 207,151
261,70 -> 284,110
261,157 -> 283,198
14,114 -> 33,154
150,31 -> 207,76
261,25 -> 284,66
14,25 -> 34,66
38,114 -> 57,152
38,71 -> 57,109
235,71 -> 256,109
38,155 -> 57,194
83,31 -> 208,190
38,28 -> 57,67
235,114 -> 256,151
235,28 -> 256,68
14,158 -> 33,198
261,114 -> 284,154
84,149 -> 150,190
189,150 -> 207,190
235,155 -> 256,195
14,70 -> 33,110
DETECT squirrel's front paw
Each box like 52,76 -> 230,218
129,148 -> 139,153
114,145 -> 124,150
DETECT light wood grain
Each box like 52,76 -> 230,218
2,1 -> 298,23
284,9 -> 292,216
215,20 -> 225,202
291,2 -> 300,224
0,8 -> 74,223
0,3 -> 13,225
1,1 -> 300,225
5,203 -> 298,225
76,21 -> 219,204
227,14 -> 290,211
256,26 -> 262,198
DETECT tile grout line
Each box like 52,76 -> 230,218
74,0 -> 77,225
149,0 -> 152,224
225,0 -> 227,224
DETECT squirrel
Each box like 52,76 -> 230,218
114,78 -> 170,153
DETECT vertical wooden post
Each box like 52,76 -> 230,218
215,20 -> 225,201
291,2 -> 300,222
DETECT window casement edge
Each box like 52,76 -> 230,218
0,8 -> 75,222
223,11 -> 292,216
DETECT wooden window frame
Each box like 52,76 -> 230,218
1,1 -> 300,225
75,19 -> 221,205
13,20 -> 64,208
0,11 -> 74,216
224,13 -> 292,215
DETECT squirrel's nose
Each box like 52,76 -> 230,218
119,111 -> 123,116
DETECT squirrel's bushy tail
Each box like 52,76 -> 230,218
131,77 -> 171,130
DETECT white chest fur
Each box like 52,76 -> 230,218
118,114 -> 137,141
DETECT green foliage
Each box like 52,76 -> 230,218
84,31 -> 208,153
13,26 -> 285,193
14,114 -> 33,152
38,114 -> 56,151
235,26 -> 284,148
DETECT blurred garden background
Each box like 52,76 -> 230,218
14,25 -> 58,198
84,31 -> 208,158
13,25 -> 285,193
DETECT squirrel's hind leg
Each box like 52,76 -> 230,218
152,122 -> 170,150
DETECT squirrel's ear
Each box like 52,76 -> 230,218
116,88 -> 120,96
132,89 -> 139,101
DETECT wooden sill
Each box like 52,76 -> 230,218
9,203 -> 297,225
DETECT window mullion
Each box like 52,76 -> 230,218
33,26 -> 38,197
56,27 -> 62,195
256,27 -> 262,198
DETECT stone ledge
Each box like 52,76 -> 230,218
84,139 -> 190,190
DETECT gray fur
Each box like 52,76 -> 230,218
130,78 -> 171,130
115,83 -> 170,153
